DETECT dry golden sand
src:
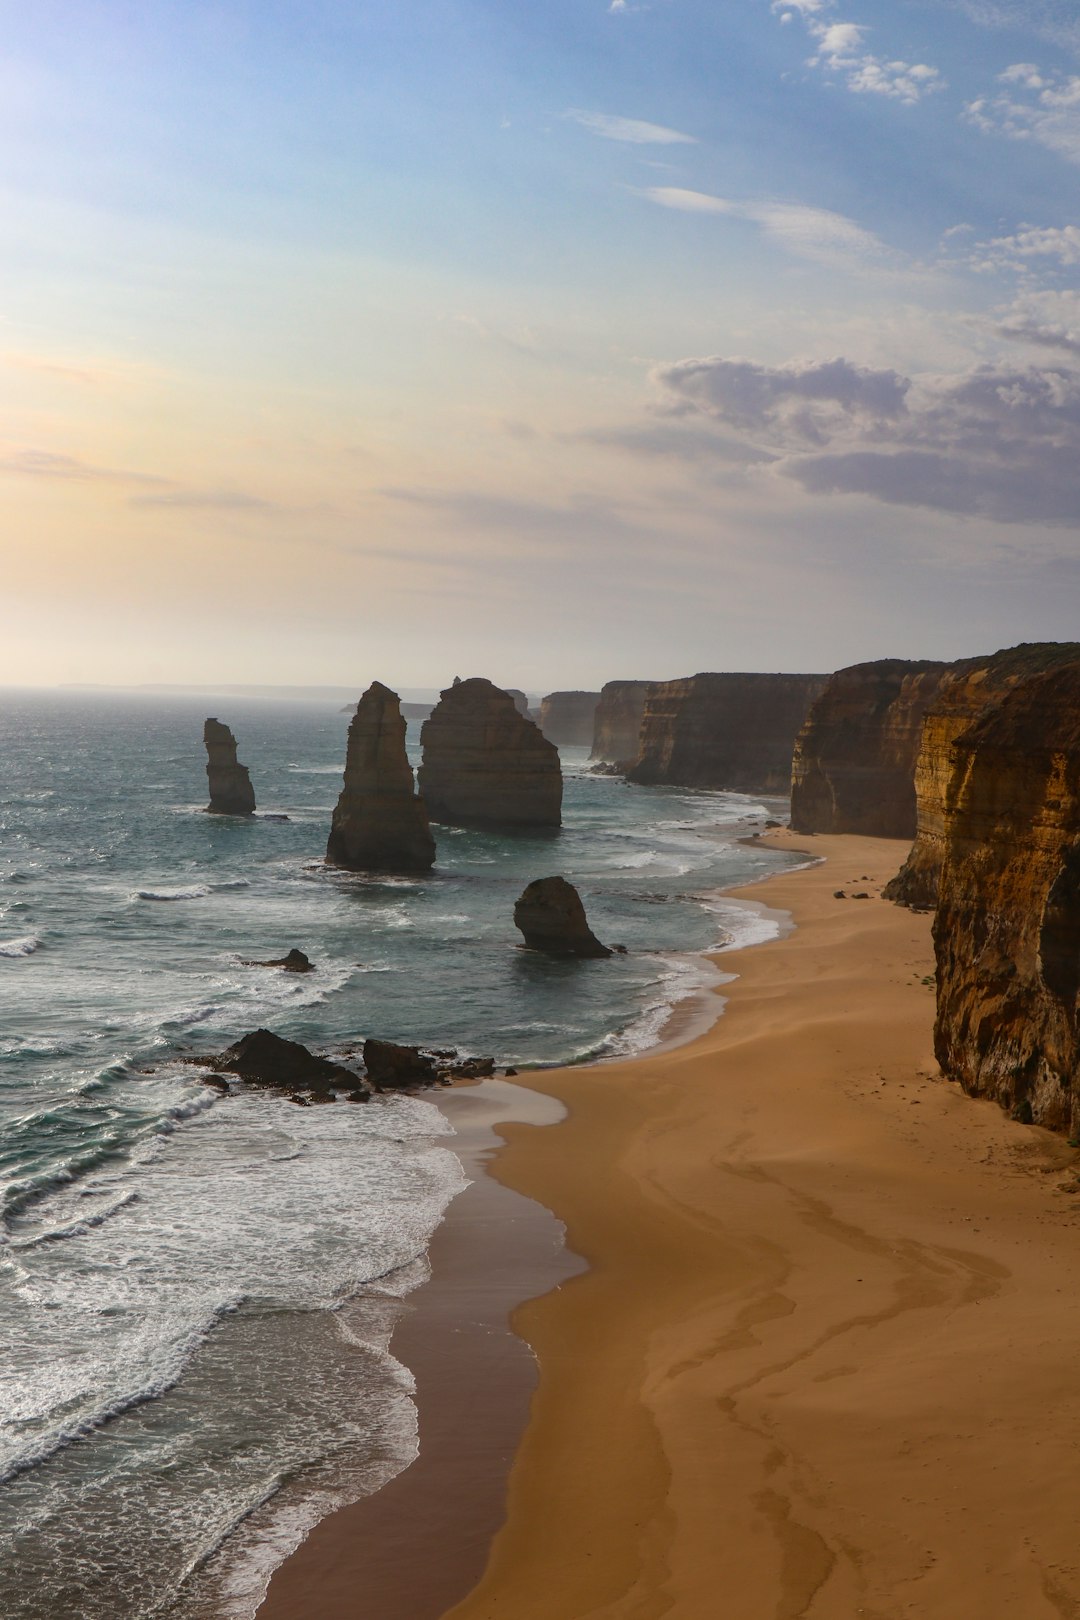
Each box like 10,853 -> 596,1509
440,832 -> 1080,1620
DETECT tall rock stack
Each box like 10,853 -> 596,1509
540,691 -> 600,746
789,660 -> 948,837
204,719 -> 256,816
590,681 -> 655,765
326,681 -> 436,872
933,658 -> 1080,1135
885,642 -> 1080,908
419,678 -> 562,829
627,672 -> 827,793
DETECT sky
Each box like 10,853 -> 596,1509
2,0 -> 1080,693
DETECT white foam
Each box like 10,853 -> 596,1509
0,933 -> 40,957
134,886 -> 211,902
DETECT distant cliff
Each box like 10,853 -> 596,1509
326,681 -> 435,873
590,681 -> 654,765
539,691 -> 600,747
789,660 -> 949,837
204,719 -> 256,816
627,672 -> 826,793
885,643 -> 1080,907
933,659 -> 1080,1134
419,677 -> 562,828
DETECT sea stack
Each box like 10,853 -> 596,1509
933,658 -> 1080,1135
627,672 -> 827,792
884,642 -> 1080,908
540,691 -> 601,746
326,681 -> 436,872
204,719 -> 256,816
514,876 -> 612,958
590,680 -> 654,766
789,660 -> 949,837
419,678 -> 562,829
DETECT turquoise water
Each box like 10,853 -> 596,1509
0,688 -> 800,1617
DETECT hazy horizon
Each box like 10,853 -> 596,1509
3,0 -> 1079,688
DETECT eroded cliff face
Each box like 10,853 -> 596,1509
204,719 -> 256,815
590,681 -> 654,764
885,643 -> 1080,908
789,661 -> 949,837
627,673 -> 826,793
933,659 -> 1080,1134
326,681 -> 436,872
419,677 -> 562,828
539,691 -> 600,747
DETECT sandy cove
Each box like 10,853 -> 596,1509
438,831 -> 1080,1620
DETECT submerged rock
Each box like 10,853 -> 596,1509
326,681 -> 436,873
243,949 -> 315,973
206,1029 -> 367,1099
204,719 -> 256,816
514,876 -> 612,958
419,678 -> 562,829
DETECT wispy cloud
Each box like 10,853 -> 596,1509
129,489 -> 279,512
773,1 -> 946,103
945,1 -> 1080,57
0,448 -> 166,486
996,288 -> 1080,354
640,187 -> 899,270
966,64 -> 1080,164
564,108 -> 696,145
960,221 -> 1080,274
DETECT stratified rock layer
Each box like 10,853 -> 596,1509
540,691 -> 600,746
885,643 -> 1080,908
419,678 -> 562,829
933,659 -> 1080,1134
789,661 -> 948,837
628,673 -> 827,792
204,719 -> 256,815
590,681 -> 655,764
514,876 -> 611,958
326,682 -> 436,872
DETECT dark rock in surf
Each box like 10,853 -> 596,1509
514,876 -> 612,959
207,1029 -> 367,1098
243,949 -> 315,973
362,1038 -> 439,1089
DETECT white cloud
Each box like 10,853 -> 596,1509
640,187 -> 898,270
773,1 -> 946,103
564,109 -> 696,145
966,66 -> 1080,164
996,288 -> 1080,354
964,222 -> 1080,273
652,352 -> 1080,525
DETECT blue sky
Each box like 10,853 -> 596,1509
2,0 -> 1079,688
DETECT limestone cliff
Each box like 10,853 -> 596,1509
885,643 -> 1080,907
419,678 -> 562,829
204,719 -> 256,816
590,681 -> 654,765
326,681 -> 436,872
933,659 -> 1080,1133
627,673 -> 827,793
789,661 -> 949,837
539,691 -> 600,747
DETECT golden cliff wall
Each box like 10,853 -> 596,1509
933,659 -> 1080,1133
590,681 -> 655,764
885,643 -> 1080,908
789,660 -> 949,838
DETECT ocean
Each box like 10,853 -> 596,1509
0,688 -> 803,1617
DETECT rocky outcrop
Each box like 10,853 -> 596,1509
326,682 -> 436,873
362,1038 -> 439,1089
514,876 -> 612,958
590,681 -> 654,764
885,643 -> 1080,908
204,719 -> 256,815
419,678 -> 562,829
933,659 -> 1080,1134
789,661 -> 949,837
628,673 -> 827,792
539,691 -> 600,746
505,688 -> 530,717
243,949 -> 314,973
206,1030 -> 368,1100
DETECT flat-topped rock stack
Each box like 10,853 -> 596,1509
540,691 -> 600,747
204,719 -> 256,815
326,681 -> 436,872
627,672 -> 827,792
419,678 -> 562,829
789,660 -> 949,837
590,681 -> 656,766
933,657 -> 1080,1135
885,642 -> 1080,908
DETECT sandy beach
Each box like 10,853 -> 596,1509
433,831 -> 1080,1620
